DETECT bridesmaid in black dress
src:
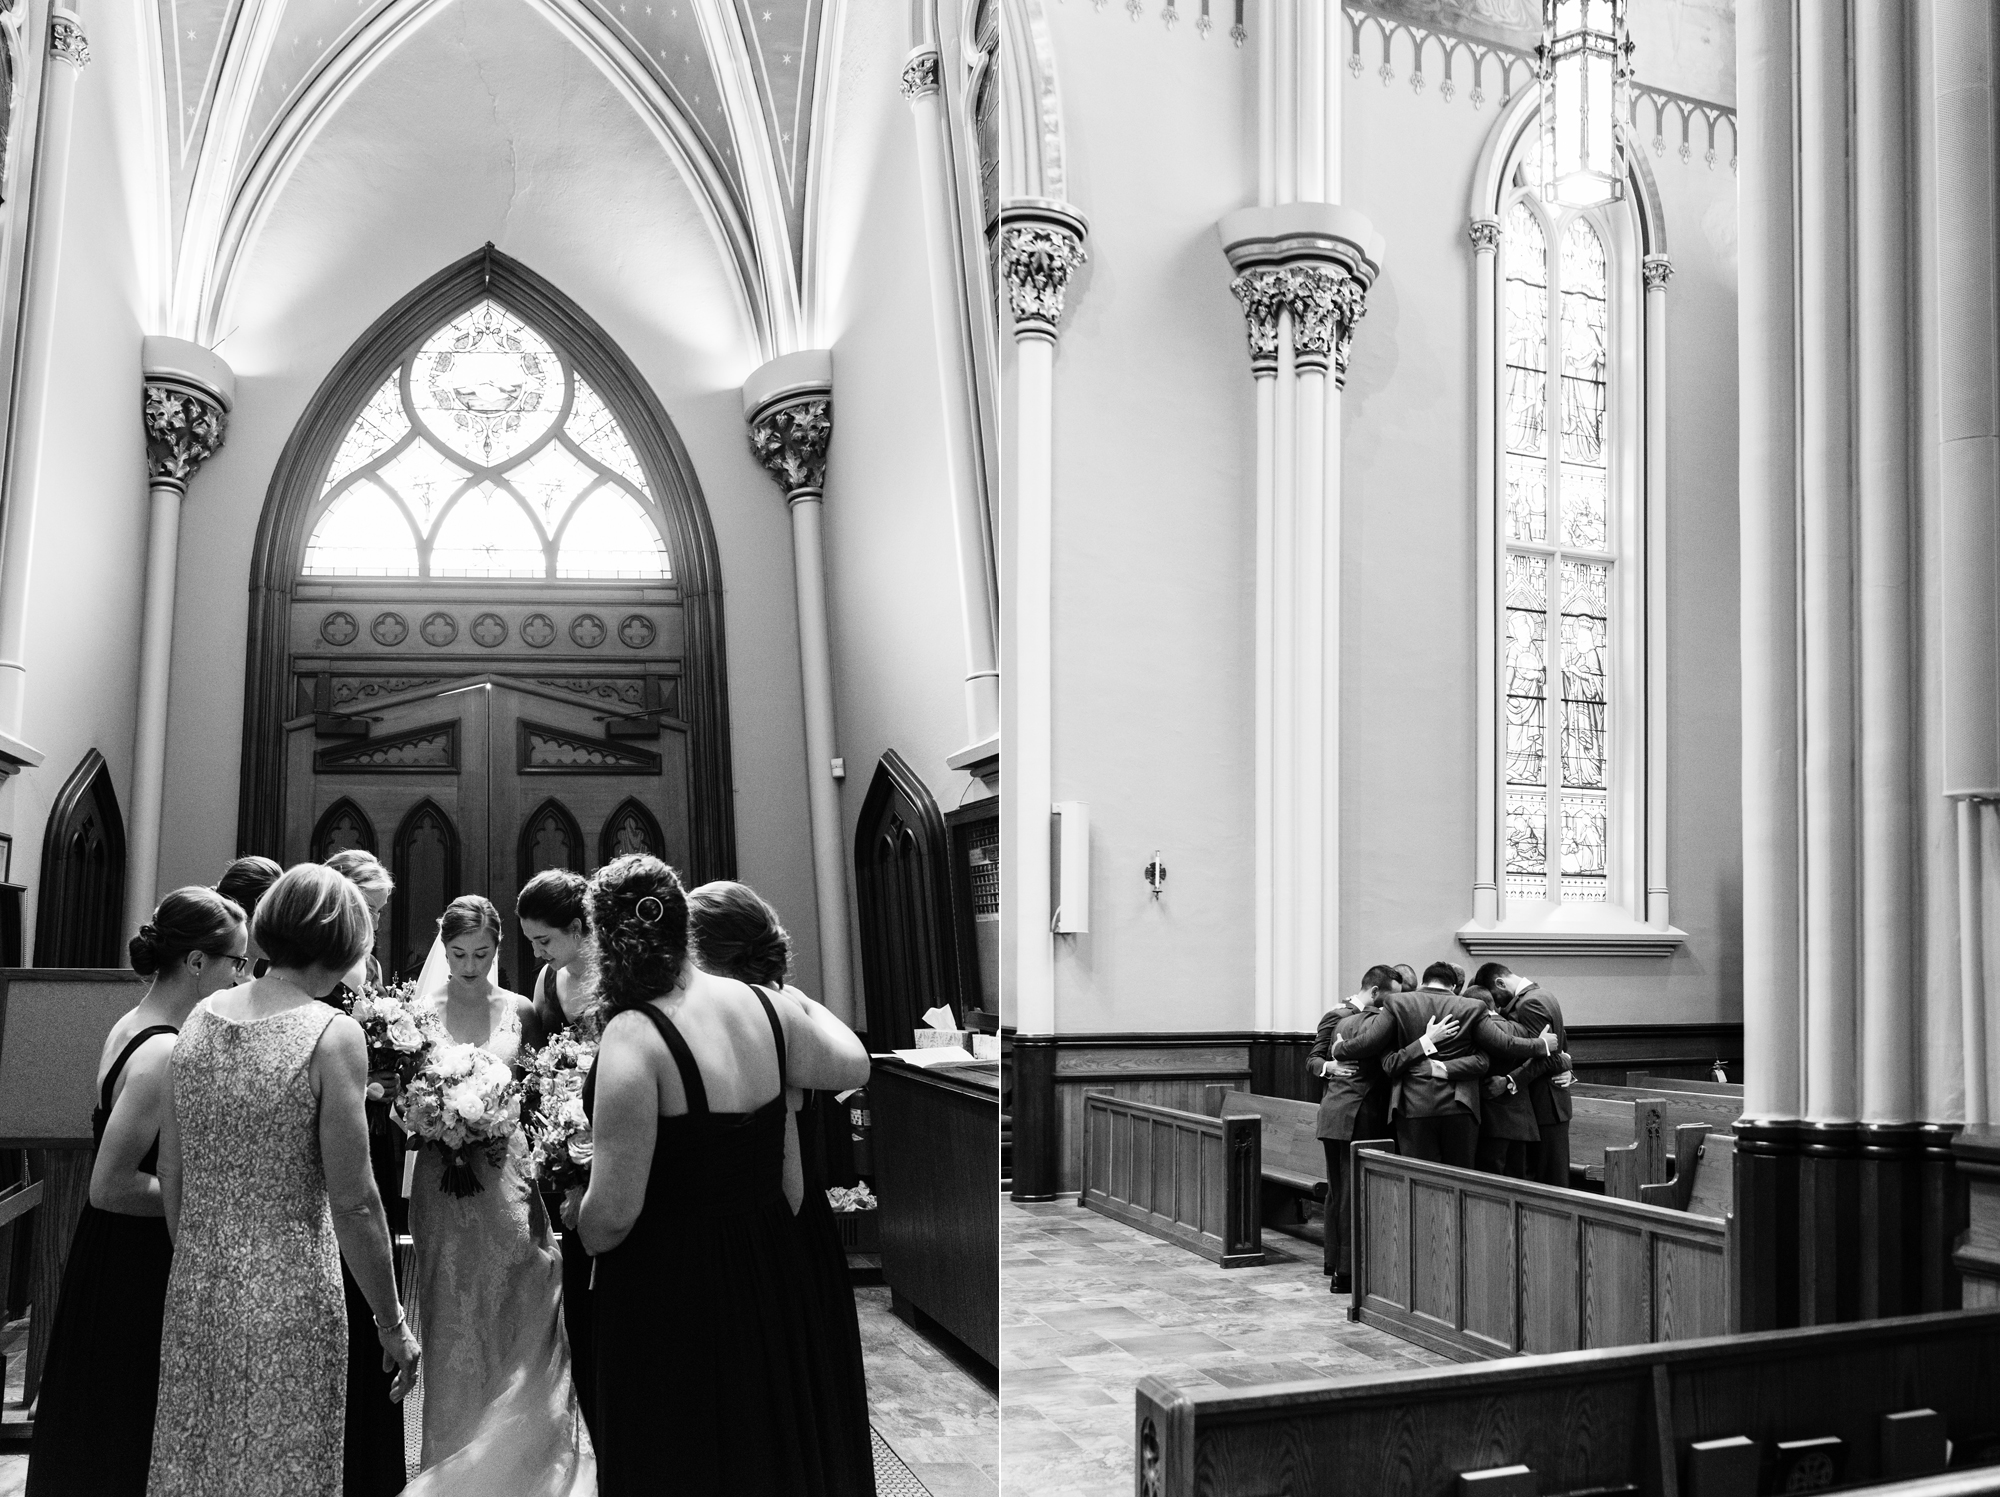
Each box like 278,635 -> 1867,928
325,849 -> 408,1496
25,887 -> 249,1496
686,879 -> 877,1497
578,856 -> 874,1496
516,867 -> 602,1442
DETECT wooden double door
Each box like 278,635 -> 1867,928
284,676 -> 686,989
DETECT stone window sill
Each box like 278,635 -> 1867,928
1454,914 -> 1686,959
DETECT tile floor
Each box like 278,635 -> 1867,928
999,1196 -> 1445,1497
0,1279 -> 997,1497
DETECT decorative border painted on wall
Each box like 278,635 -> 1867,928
238,245 -> 734,886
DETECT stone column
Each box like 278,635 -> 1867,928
1641,256 -> 1672,931
1219,208 -> 1380,1037
126,339 -> 233,932
902,45 -> 1000,757
745,351 -> 855,1026
0,10 -> 88,758
1000,199 -> 1084,1201
1470,219 -> 1502,926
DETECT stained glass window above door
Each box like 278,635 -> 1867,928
304,300 -> 672,580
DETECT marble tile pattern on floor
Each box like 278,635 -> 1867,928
1000,1196 -> 1445,1497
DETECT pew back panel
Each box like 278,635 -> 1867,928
1082,1091 -> 1264,1267
1136,1309 -> 2000,1497
1573,1082 -> 1742,1134
1209,1090 -> 1327,1199
1625,1073 -> 1744,1099
1353,1146 -> 1729,1361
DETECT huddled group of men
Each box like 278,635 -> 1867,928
1309,960 -> 1571,1292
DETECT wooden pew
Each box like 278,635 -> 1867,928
1627,1072 -> 1744,1099
1350,1143 -> 1729,1360
1081,1090 -> 1264,1267
1570,1082 -> 1741,1213
1135,1308 -> 2000,1497
1203,1086 -> 1326,1226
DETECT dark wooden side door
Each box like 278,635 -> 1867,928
33,750 -> 126,966
854,751 -> 960,1051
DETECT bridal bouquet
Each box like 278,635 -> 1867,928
344,981 -> 432,1098
522,1031 -> 596,1195
394,1041 -> 524,1198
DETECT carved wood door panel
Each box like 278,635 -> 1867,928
284,676 -> 687,988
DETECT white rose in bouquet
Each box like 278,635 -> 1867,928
387,1015 -> 424,1051
447,1083 -> 488,1125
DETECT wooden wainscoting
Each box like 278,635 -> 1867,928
1081,1092 -> 1264,1267
1052,1041 -> 1259,1195
1352,1143 -> 1728,1361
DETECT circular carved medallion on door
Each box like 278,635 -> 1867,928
470,613 -> 509,648
521,613 -> 556,648
617,614 -> 656,649
569,613 -> 607,648
420,612 -> 459,647
319,611 -> 359,646
371,612 -> 409,646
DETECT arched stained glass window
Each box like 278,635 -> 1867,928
304,299 -> 672,580
1502,200 -> 1615,908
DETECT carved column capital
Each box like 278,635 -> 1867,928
1469,218 -> 1502,255
1000,200 -> 1089,342
900,48 -> 940,100
1643,254 -> 1674,291
1229,266 -> 1290,376
1283,263 -> 1368,382
49,10 -> 88,68
748,396 -> 832,498
143,384 -> 228,492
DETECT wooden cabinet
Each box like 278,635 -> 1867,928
869,1057 -> 999,1372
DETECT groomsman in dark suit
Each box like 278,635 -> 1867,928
1481,964 -> 1572,1187
1466,971 -> 1568,1178
1336,962 -> 1559,1168
1309,964 -> 1401,1292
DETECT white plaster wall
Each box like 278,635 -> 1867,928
149,0 -> 828,988
812,0 -> 990,1030
1038,6 -> 1259,1034
1,4 -> 157,954
1037,10 -> 1740,1032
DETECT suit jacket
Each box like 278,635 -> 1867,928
1310,998 -> 1392,1141
1507,984 -> 1571,1124
1470,988 -> 1541,1142
1340,988 -> 1556,1121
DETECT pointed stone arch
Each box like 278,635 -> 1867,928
240,244 -> 734,893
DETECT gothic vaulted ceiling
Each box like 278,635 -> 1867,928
157,0 -> 828,349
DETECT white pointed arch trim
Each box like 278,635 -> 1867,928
999,0 -> 1065,203
186,0 -> 779,358
1467,83 -> 1668,260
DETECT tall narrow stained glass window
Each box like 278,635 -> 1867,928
1502,202 -> 1613,906
303,300 -> 672,580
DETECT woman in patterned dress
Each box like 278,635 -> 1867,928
26,887 -> 248,1496
148,865 -> 420,1497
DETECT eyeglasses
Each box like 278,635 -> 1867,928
211,953 -> 251,976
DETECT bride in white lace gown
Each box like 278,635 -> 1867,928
403,896 -> 594,1495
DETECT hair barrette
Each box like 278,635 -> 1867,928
635,895 -> 665,924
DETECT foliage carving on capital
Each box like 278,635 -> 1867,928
901,51 -> 940,100
1001,222 -> 1087,338
1229,267 -> 1290,375
1285,264 -> 1367,382
49,12 -> 88,68
143,384 -> 227,488
748,396 -> 833,497
1643,255 -> 1674,291
1468,218 -> 1502,255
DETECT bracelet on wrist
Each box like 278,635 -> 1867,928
374,1307 -> 405,1334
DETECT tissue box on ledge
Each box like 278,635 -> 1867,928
914,1029 -> 973,1050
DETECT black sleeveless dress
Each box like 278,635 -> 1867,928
25,1026 -> 179,1497
318,986 -> 406,1496
583,988 -> 837,1495
530,963 -> 598,1444
795,1085 -> 878,1496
